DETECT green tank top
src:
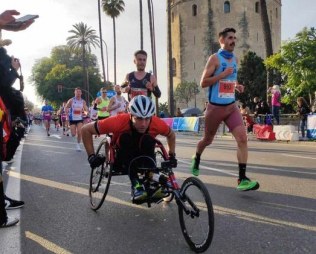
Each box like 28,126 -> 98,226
97,97 -> 110,117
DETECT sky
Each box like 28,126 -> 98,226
1,0 -> 315,108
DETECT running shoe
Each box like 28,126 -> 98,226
132,182 -> 147,201
190,156 -> 200,176
0,217 -> 19,228
4,196 -> 25,210
237,177 -> 260,191
76,143 -> 82,152
4,158 -> 14,164
152,187 -> 166,200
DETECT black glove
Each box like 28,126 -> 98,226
88,154 -> 105,169
168,153 -> 177,168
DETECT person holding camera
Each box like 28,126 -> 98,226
0,9 -> 35,228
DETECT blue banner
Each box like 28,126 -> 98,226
162,117 -> 199,132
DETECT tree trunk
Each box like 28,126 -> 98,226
147,0 -> 159,114
113,18 -> 117,86
260,0 -> 273,101
82,46 -> 89,103
139,0 -> 143,50
98,0 -> 106,82
167,0 -> 174,116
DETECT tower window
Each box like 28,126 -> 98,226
192,4 -> 197,16
276,8 -> 278,18
172,12 -> 174,22
224,1 -> 230,13
255,2 -> 259,13
172,58 -> 176,77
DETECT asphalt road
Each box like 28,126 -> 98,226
1,124 -> 315,254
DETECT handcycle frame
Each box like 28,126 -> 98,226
89,136 -> 214,253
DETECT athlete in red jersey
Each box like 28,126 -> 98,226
82,95 -> 177,200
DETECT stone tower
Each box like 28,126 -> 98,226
168,0 -> 282,110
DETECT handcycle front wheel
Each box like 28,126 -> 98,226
89,139 -> 112,211
178,177 -> 214,253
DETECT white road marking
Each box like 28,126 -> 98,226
281,153 -> 316,160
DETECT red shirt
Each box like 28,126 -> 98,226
97,113 -> 171,143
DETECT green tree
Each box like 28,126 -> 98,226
159,101 -> 169,116
102,0 -> 125,86
265,27 -> 316,105
67,22 -> 100,104
24,97 -> 34,111
31,46 -> 102,105
174,81 -> 199,107
237,51 -> 267,106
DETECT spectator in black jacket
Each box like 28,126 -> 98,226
297,97 -> 311,139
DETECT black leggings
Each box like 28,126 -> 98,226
116,133 -> 156,183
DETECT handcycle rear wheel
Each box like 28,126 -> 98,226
89,139 -> 112,211
178,177 -> 214,253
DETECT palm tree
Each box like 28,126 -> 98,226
98,0 -> 106,82
139,0 -> 143,49
67,22 -> 100,104
102,0 -> 125,86
147,0 -> 159,114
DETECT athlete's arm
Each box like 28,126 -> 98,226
107,97 -> 116,112
150,74 -> 161,98
234,57 -> 245,93
65,98 -> 72,115
200,54 -> 233,88
122,74 -> 130,93
165,129 -> 176,155
83,100 -> 89,114
82,122 -> 98,156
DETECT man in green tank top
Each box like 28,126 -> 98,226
95,87 -> 110,120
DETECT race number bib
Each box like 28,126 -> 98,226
73,108 -> 82,116
130,88 -> 147,99
218,80 -> 236,98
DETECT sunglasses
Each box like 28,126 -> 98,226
134,116 -> 151,121
102,91 -> 107,93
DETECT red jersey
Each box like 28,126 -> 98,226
97,113 -> 171,143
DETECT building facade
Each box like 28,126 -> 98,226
168,0 -> 282,110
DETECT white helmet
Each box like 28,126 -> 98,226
129,95 -> 155,118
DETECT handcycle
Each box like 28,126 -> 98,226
89,136 -> 214,253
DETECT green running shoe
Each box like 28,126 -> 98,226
237,177 -> 260,191
152,187 -> 166,200
191,156 -> 200,176
132,182 -> 147,201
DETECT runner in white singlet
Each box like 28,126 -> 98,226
65,87 -> 88,151
108,85 -> 128,116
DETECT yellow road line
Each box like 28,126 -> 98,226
9,171 -> 146,210
25,231 -> 72,254
9,171 -> 316,232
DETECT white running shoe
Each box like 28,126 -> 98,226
76,143 -> 82,152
